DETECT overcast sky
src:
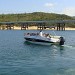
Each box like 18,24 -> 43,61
0,0 -> 75,16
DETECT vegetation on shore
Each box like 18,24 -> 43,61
0,12 -> 75,27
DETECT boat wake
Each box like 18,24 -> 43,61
62,45 -> 75,49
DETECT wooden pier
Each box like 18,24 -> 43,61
0,23 -> 14,30
37,23 -> 46,30
6,23 -> 14,30
0,20 -> 73,30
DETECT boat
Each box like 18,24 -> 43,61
24,31 -> 65,45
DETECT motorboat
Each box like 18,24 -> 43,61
24,31 -> 65,45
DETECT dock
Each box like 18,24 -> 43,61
0,20 -> 75,30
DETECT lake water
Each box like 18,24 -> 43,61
0,30 -> 75,75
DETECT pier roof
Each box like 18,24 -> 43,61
0,20 -> 75,25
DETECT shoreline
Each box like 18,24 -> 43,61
1,26 -> 75,30
14,26 -> 75,30
65,27 -> 75,30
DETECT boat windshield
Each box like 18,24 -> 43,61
26,33 -> 39,36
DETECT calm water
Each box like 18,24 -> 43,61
0,30 -> 75,75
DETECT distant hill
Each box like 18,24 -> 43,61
0,12 -> 73,22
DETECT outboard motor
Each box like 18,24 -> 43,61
59,37 -> 65,45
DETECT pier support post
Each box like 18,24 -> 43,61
57,23 -> 65,31
57,23 -> 60,31
21,23 -> 28,30
0,25 -> 1,30
37,22 -> 46,30
62,23 -> 65,31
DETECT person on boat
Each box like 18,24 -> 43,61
39,30 -> 43,36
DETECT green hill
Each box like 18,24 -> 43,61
0,12 -> 73,22
0,12 -> 75,27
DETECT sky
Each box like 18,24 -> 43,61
0,0 -> 75,16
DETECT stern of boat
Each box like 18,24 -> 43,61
59,37 -> 65,45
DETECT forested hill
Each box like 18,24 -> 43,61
0,12 -> 74,22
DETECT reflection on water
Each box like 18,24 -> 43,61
60,46 -> 64,50
24,41 -> 65,57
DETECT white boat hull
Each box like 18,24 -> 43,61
25,40 -> 53,45
24,32 -> 65,45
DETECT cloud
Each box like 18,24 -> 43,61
62,7 -> 75,16
44,3 -> 54,7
